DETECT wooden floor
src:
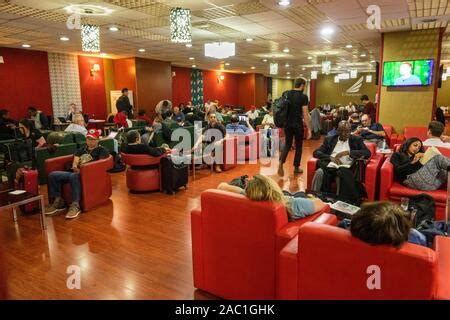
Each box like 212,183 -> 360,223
0,139 -> 322,299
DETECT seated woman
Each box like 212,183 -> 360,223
65,114 -> 87,135
340,202 -> 427,248
391,137 -> 450,191
217,174 -> 326,221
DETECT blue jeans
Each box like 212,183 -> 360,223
48,171 -> 81,203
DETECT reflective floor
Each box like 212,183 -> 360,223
0,139 -> 321,299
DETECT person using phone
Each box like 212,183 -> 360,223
225,114 -> 254,135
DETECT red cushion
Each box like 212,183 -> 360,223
389,183 -> 446,204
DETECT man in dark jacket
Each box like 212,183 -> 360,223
116,88 -> 133,119
122,130 -> 169,157
312,121 -> 371,204
28,106 -> 50,130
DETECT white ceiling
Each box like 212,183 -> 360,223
0,0 -> 449,78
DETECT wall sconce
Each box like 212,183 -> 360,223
217,74 -> 225,83
90,63 -> 100,79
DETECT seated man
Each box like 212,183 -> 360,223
348,113 -> 361,132
193,112 -> 226,173
28,106 -> 50,130
0,109 -> 16,140
114,110 -> 131,129
353,113 -> 386,148
225,114 -> 254,135
45,129 -> 109,219
312,121 -> 371,205
423,121 -> 450,148
137,110 -> 152,125
246,106 -> 259,127
65,114 -> 87,135
171,106 -> 185,124
122,130 -> 168,156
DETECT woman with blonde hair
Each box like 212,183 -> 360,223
218,174 -> 325,221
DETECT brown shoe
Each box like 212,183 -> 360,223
294,167 -> 303,175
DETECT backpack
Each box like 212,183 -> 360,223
273,91 -> 290,128
229,175 -> 249,189
408,194 -> 436,227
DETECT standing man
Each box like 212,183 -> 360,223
360,94 -> 376,121
116,88 -> 133,119
278,78 -> 312,176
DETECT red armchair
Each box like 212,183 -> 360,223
380,146 -> 450,220
45,155 -> 113,211
382,124 -> 394,148
306,142 -> 383,201
278,222 -> 450,300
191,189 -> 334,300
121,153 -> 164,192
221,136 -> 237,171
232,131 -> 260,162
392,126 -> 428,146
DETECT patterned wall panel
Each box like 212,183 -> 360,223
191,69 -> 204,107
47,52 -> 82,117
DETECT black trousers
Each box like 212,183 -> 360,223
279,126 -> 304,167
318,161 -> 360,205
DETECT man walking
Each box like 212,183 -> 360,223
278,78 -> 312,176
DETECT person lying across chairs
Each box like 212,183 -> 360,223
312,120 -> 371,205
391,137 -> 450,191
217,174 -> 326,221
45,129 -> 109,219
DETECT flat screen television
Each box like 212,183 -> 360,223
382,59 -> 434,87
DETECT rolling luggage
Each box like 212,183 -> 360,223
14,167 -> 39,214
160,156 -> 188,194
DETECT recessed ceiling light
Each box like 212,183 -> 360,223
287,72 -> 291,75
278,0 -> 290,6
345,44 -> 353,48
360,53 -> 367,57
60,36 -> 70,41
300,74 -> 304,76
287,76 -> 291,79
251,66 -> 256,69
370,60 -> 376,63
307,56 -> 313,60
138,48 -> 146,52
283,48 -> 290,53
246,38 -> 253,42
189,57 -> 195,60
302,67 -> 306,70
100,52 -> 107,57
285,63 -> 290,67
192,65 -> 196,68
21,44 -> 31,48
185,43 -> 192,48
109,26 -> 119,32
320,26 -> 335,36
225,62 -> 230,66
242,71 -> 246,74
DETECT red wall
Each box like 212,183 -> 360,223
309,79 -> 317,108
113,58 -> 137,104
254,74 -> 267,107
238,73 -> 255,109
0,47 -> 53,120
172,66 -> 192,107
78,56 -> 107,120
203,70 -> 239,106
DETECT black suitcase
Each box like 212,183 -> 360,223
161,156 -> 188,194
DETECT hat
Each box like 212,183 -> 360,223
86,129 -> 101,139
250,105 -> 256,111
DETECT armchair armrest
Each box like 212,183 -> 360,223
44,155 -> 74,175
191,208 -> 204,289
306,158 -> 319,190
434,236 -> 450,300
379,155 -> 394,201
277,235 -> 298,300
364,154 -> 384,201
